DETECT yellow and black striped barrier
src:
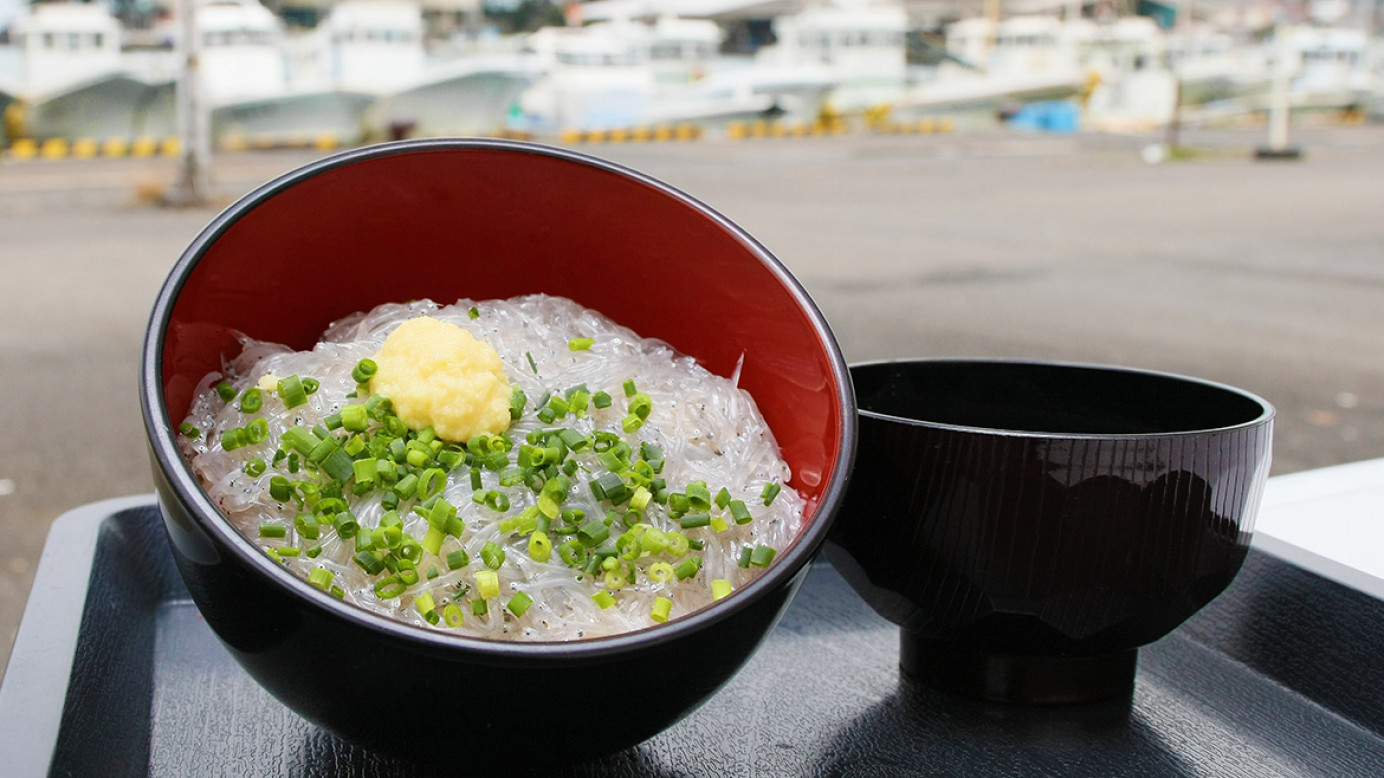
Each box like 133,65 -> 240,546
724,118 -> 850,139
217,132 -> 345,153
558,123 -> 703,145
5,117 -> 959,161
4,135 -> 183,160
4,128 -> 541,160
870,116 -> 956,135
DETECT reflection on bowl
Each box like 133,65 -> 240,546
826,359 -> 1273,705
139,139 -> 856,765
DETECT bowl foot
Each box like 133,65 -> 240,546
900,632 -> 1137,705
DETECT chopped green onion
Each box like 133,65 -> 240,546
651,597 -> 672,623
269,476 -> 292,502
220,427 -> 247,452
447,549 -> 469,570
712,579 -> 733,600
340,404 -> 368,432
590,473 -> 631,505
568,337 -> 594,351
750,544 -> 777,568
352,458 -> 377,486
761,481 -> 782,506
621,414 -> 643,433
280,426 -> 316,456
715,487 -> 732,509
592,391 -> 612,409
443,603 -> 464,627
399,540 -> 424,567
623,379 -> 638,397
525,351 -> 538,374
729,500 -> 753,526
353,550 -> 385,575
352,359 -> 378,384
738,546 -> 753,568
335,515 -> 360,539
507,591 -> 533,618
686,481 -> 712,512
343,435 -> 367,459
674,556 -> 702,580
406,448 -> 430,469
244,458 -> 267,477
558,538 -> 586,567
679,512 -> 711,530
709,516 -> 729,533
628,393 -> 652,420
484,491 -> 510,513
577,519 -> 610,547
278,375 -> 308,409
239,387 -> 263,414
307,568 -> 334,591
294,513 -> 320,540
468,306 -> 480,319
320,448 -> 355,484
215,381 -> 237,402
421,527 -> 445,557
414,592 -> 436,618
666,533 -> 690,557
480,541 -> 506,570
375,577 -> 406,599
258,521 -> 286,539
593,590 -> 616,609
603,568 -> 628,589
393,473 -> 419,500
648,562 -> 675,583
177,422 -> 201,439
244,417 -> 270,445
472,599 -> 488,616
528,531 -> 553,563
302,377 -> 320,396
476,570 -> 500,599
417,468 -> 446,500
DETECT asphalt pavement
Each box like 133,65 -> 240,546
3,125 -> 1383,676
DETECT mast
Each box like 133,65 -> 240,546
171,0 -> 211,206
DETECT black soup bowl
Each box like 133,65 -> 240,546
139,139 -> 856,765
825,359 -> 1273,705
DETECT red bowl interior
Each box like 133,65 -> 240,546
156,140 -> 849,520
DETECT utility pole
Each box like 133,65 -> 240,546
1256,19 -> 1302,159
170,0 -> 211,206
1164,0 -> 1194,151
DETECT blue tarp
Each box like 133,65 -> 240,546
1007,100 -> 1080,133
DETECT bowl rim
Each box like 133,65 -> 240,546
139,137 -> 857,661
850,357 -> 1275,439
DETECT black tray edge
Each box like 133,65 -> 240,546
8,495 -> 1384,777
1253,531 -> 1384,603
0,494 -> 158,778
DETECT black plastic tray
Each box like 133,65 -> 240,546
5,499 -> 1384,777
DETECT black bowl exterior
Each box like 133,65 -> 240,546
152,461 -> 806,765
826,360 -> 1273,660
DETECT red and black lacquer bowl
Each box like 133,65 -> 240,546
139,139 -> 856,765
826,359 -> 1273,705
